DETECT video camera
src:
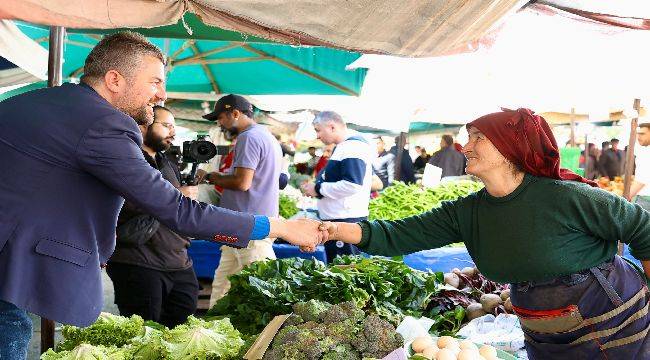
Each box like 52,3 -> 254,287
180,135 -> 229,185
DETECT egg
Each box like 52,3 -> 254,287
459,340 -> 478,351
457,349 -> 481,360
412,335 -> 435,353
437,336 -> 459,349
422,346 -> 439,359
479,345 -> 498,359
435,348 -> 456,360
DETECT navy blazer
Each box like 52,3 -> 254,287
0,83 -> 254,326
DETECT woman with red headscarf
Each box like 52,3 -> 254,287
314,109 -> 650,359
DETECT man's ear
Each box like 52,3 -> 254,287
104,70 -> 123,93
231,109 -> 242,120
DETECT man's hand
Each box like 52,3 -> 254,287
195,169 -> 210,184
269,218 -> 325,250
180,185 -> 198,200
301,182 -> 317,197
300,221 -> 337,252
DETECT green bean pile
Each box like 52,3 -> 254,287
368,180 -> 484,221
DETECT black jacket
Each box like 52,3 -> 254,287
389,146 -> 416,184
598,149 -> 625,179
109,151 -> 192,271
428,146 -> 466,178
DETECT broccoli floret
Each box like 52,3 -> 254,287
292,300 -> 331,322
284,314 -> 305,326
264,334 -> 323,360
358,315 -> 404,359
324,319 -> 358,343
322,343 -> 361,360
321,301 -> 364,325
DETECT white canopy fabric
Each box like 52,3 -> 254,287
0,20 -> 47,87
0,0 -> 525,57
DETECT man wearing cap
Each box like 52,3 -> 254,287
200,95 -> 283,305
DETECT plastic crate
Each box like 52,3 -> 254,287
188,240 -> 328,279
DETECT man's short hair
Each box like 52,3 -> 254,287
313,111 -> 345,126
81,31 -> 165,84
153,105 -> 173,117
640,123 -> 650,130
611,138 -> 620,144
441,134 -> 454,147
602,141 -> 610,148
308,146 -> 316,150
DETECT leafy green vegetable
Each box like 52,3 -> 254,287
126,326 -> 170,360
57,312 -> 144,351
279,193 -> 299,219
41,344 -> 128,360
369,180 -> 483,221
208,256 -> 440,334
164,316 -> 244,360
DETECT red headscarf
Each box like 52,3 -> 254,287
466,108 -> 597,187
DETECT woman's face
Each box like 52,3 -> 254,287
462,127 -> 510,178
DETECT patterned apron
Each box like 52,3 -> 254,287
511,256 -> 650,359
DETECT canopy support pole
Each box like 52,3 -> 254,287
42,25 -> 65,355
569,107 -> 576,147
240,44 -> 359,96
619,98 -> 641,256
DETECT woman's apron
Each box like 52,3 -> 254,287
511,255 -> 650,359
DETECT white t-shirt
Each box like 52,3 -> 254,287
635,145 -> 650,196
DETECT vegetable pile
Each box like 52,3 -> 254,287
41,314 -> 245,360
208,256 -> 481,336
279,193 -> 299,219
263,300 -> 404,360
369,181 -> 483,221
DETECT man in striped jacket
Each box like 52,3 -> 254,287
301,111 -> 375,262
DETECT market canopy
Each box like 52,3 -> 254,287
14,22 -> 367,96
0,0 -> 526,57
0,20 -> 47,88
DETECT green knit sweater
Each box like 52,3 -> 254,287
358,174 -> 650,283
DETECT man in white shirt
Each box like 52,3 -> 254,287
301,111 -> 375,262
631,123 -> 650,211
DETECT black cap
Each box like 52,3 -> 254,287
202,94 -> 253,121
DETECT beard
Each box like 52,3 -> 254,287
144,130 -> 172,152
114,88 -> 154,126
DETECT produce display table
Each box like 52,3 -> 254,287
403,246 -> 641,273
188,240 -> 327,279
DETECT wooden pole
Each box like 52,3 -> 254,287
569,107 -> 577,147
618,98 -> 641,256
42,25 -> 65,354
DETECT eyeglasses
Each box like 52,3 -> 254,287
153,122 -> 175,130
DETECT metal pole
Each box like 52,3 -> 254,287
569,107 -> 577,147
394,132 -> 407,182
618,98 -> 641,256
42,25 -> 65,355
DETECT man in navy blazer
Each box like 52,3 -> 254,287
0,32 -> 323,358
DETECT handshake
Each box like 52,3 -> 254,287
271,218 -> 338,252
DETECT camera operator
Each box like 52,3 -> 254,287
107,106 -> 199,328
198,95 -> 283,306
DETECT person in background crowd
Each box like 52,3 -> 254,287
313,144 -> 334,177
108,106 -> 199,328
0,32 -> 323,359
306,146 -> 319,175
372,137 -> 395,188
599,138 -> 625,180
583,142 -> 601,180
389,136 -> 416,184
428,134 -> 467,178
301,111 -> 374,263
200,95 -> 283,306
631,123 -> 650,211
413,146 -> 430,172
316,108 -> 650,359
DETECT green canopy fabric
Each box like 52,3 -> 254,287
408,122 -> 462,134
14,21 -> 366,96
